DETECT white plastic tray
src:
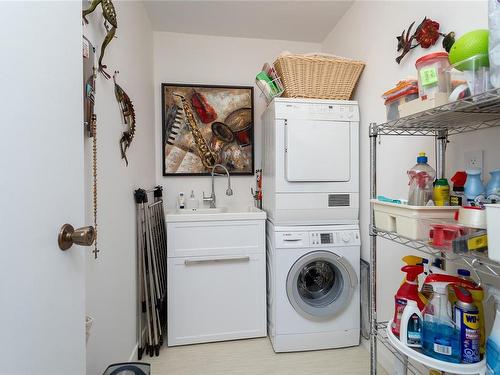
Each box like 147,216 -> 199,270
386,320 -> 486,375
372,200 -> 459,240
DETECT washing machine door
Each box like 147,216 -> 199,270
286,250 -> 357,320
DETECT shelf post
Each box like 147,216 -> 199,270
369,123 -> 378,375
436,129 -> 448,180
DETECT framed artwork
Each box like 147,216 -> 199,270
162,83 -> 254,176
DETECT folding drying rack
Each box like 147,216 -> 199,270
369,88 -> 500,375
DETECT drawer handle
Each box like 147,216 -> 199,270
283,238 -> 302,242
184,256 -> 250,265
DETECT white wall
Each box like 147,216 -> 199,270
153,32 -> 321,209
83,2 -> 155,373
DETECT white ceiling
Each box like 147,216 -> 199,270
143,1 -> 354,43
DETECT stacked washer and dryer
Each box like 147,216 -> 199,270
262,98 -> 361,352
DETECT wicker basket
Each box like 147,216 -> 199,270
273,54 -> 365,100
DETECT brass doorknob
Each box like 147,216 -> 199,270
58,224 -> 96,251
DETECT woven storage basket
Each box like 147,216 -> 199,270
273,54 -> 365,100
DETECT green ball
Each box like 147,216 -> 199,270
449,29 -> 490,71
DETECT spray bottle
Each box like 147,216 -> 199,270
422,279 -> 461,363
392,265 -> 425,337
486,285 -> 500,374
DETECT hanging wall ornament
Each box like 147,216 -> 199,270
82,0 -> 117,79
113,71 -> 136,166
396,17 -> 455,64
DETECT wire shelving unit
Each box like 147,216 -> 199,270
369,88 -> 500,375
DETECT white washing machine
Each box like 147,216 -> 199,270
267,222 -> 360,352
262,98 -> 359,225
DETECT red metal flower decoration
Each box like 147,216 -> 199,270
396,17 -> 454,64
415,19 -> 440,48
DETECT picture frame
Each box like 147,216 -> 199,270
161,83 -> 254,176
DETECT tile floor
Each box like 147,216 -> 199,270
146,337 -> 388,374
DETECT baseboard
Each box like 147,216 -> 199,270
129,343 -> 139,362
130,326 -> 149,361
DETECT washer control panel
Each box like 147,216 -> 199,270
310,230 -> 360,246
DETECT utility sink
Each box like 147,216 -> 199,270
166,206 -> 266,222
176,207 -> 228,214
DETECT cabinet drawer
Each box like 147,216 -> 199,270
167,253 -> 266,346
167,220 -> 265,257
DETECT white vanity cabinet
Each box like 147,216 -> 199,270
166,211 -> 267,346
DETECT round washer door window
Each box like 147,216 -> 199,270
286,250 -> 357,320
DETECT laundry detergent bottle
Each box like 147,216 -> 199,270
392,265 -> 425,338
486,285 -> 500,374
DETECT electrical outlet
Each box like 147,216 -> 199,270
464,150 -> 484,173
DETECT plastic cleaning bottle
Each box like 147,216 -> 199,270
486,285 -> 500,374
457,268 -> 473,282
402,255 -> 429,290
433,178 -> 450,206
392,265 -> 425,338
408,152 -> 436,206
486,169 -> 500,202
465,169 -> 486,204
400,299 -> 423,348
422,280 -> 461,363
425,273 -> 486,355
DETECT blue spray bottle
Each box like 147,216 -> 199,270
486,285 -> 500,374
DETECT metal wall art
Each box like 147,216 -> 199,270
82,0 -> 117,79
162,84 -> 254,176
113,71 -> 136,166
396,17 -> 455,64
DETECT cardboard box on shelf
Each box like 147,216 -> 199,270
399,92 -> 449,117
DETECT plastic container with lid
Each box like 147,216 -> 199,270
416,52 -> 452,100
407,152 -> 436,206
382,80 -> 419,121
385,88 -> 419,121
446,54 -> 492,100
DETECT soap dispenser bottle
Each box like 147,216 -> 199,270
178,192 -> 185,209
186,190 -> 199,210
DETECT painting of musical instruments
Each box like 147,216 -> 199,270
162,83 -> 254,176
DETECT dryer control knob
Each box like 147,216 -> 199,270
341,233 -> 351,243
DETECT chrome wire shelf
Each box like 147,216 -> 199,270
376,322 -> 426,375
372,226 -> 500,280
376,88 -> 500,136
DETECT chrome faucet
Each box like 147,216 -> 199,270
203,164 -> 233,208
